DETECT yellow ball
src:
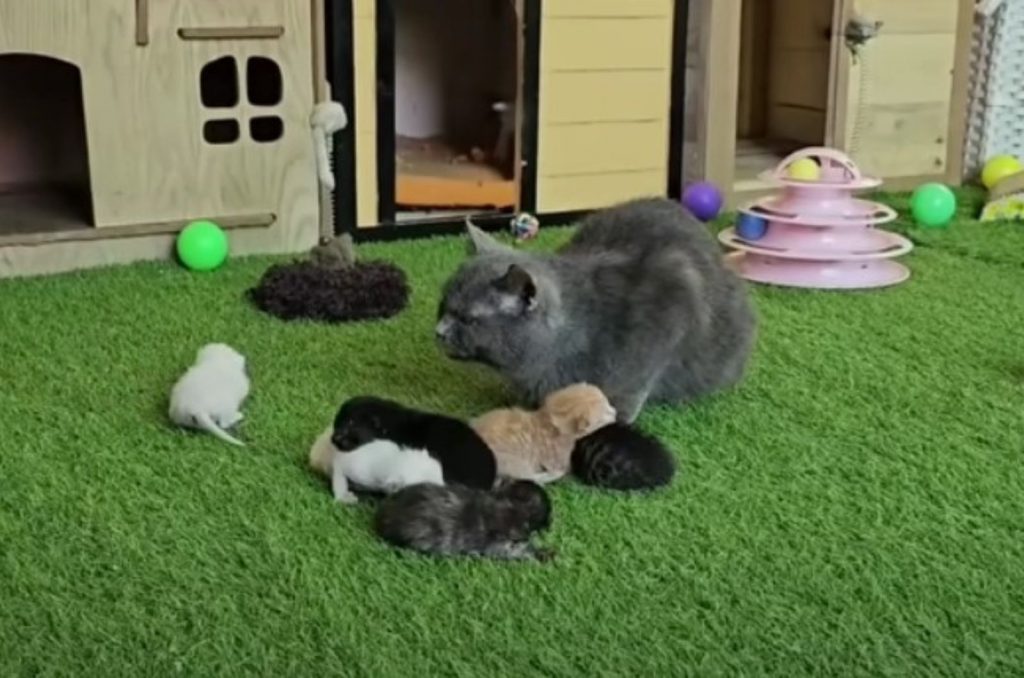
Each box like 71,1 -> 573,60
981,155 -> 1023,189
788,158 -> 821,182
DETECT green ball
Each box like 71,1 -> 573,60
176,220 -> 229,271
910,183 -> 957,228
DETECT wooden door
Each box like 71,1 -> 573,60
826,0 -> 973,185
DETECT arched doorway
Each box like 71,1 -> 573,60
0,54 -> 93,237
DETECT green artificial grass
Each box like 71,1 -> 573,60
2,195 -> 1024,676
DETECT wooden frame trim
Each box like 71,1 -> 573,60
519,0 -> 541,214
326,0 -> 358,236
945,0 -> 975,184
374,0 -> 397,224
0,214 -> 275,248
135,0 -> 150,46
825,0 -> 854,146
698,0 -> 741,200
667,0 -> 690,200
177,26 -> 286,41
311,0 -> 333,238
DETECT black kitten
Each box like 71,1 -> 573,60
374,480 -> 554,561
332,396 -> 497,490
571,423 -> 676,491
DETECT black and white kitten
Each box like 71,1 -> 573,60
374,480 -> 554,561
332,396 -> 497,490
571,423 -> 676,491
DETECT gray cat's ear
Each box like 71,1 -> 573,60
493,264 -> 537,313
465,219 -> 512,256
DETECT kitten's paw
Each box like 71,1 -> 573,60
334,492 -> 359,505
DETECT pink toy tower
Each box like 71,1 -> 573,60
719,148 -> 913,290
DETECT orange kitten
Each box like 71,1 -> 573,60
471,383 -> 616,484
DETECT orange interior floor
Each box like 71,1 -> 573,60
395,136 -> 516,209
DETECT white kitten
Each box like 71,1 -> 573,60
169,343 -> 250,446
308,426 -> 444,504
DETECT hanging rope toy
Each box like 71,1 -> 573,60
310,101 -> 349,191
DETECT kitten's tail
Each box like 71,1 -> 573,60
571,428 -> 674,491
194,412 -> 245,446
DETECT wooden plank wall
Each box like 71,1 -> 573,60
536,0 -> 674,213
352,0 -> 377,227
765,0 -> 832,144
837,0 -> 961,178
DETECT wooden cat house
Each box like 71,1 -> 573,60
326,0 -> 691,237
685,0 -> 975,206
3,0 -> 691,275
0,0 -> 326,277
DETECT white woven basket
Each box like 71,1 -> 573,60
964,0 -> 1024,178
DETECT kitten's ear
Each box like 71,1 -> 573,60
493,264 -> 537,314
466,219 -> 512,256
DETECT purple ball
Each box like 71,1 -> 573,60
682,182 -> 724,222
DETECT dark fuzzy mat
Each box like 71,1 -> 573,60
247,260 -> 410,323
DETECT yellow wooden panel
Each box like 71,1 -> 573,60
541,70 -> 670,124
538,170 -> 666,212
848,102 -> 950,177
848,144 -> 947,178
854,101 -> 953,148
353,15 -> 376,133
853,0 -> 959,34
541,18 -> 672,71
539,121 -> 667,175
356,131 -> 378,227
543,0 -> 672,18
351,4 -> 377,227
352,0 -> 374,19
860,34 -> 957,105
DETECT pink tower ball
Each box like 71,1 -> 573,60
682,182 -> 724,222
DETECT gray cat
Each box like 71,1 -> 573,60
435,197 -> 757,422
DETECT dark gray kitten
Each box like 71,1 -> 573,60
374,481 -> 553,561
436,197 -> 757,422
